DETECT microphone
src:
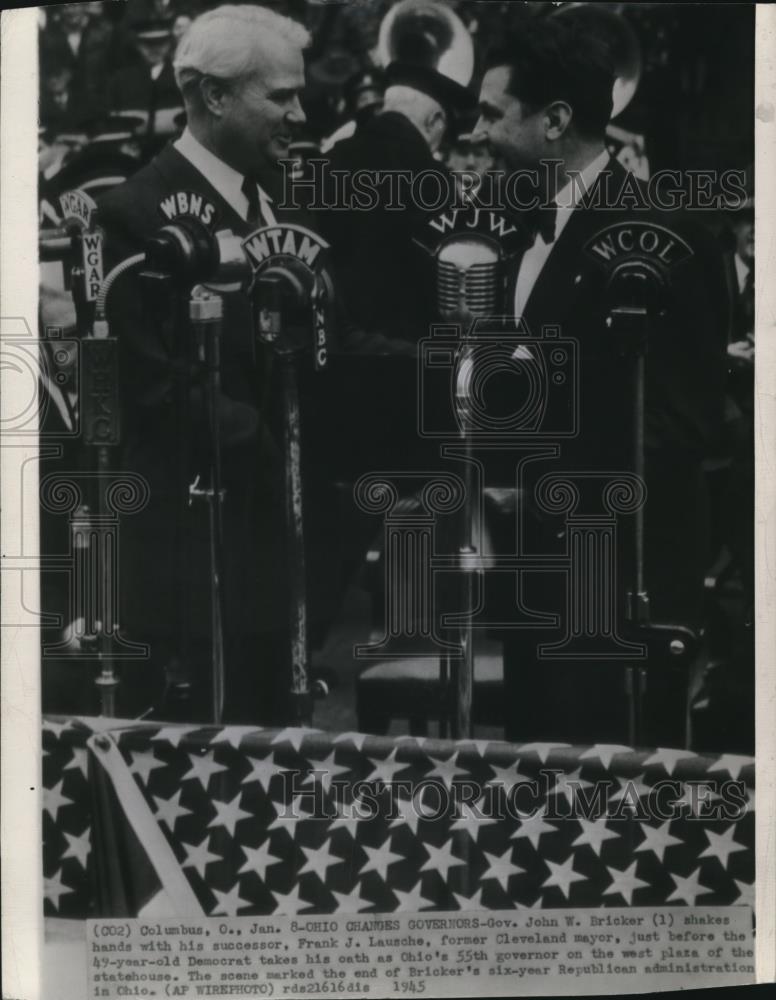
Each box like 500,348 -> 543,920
94,218 -> 222,325
40,189 -> 102,262
143,219 -> 260,292
585,220 -> 691,302
40,188 -> 99,260
39,228 -> 79,262
582,219 -> 696,630
240,222 -> 334,716
241,223 -> 333,369
584,220 -> 691,359
435,236 -> 502,321
415,202 -> 522,323
143,215 -> 220,283
258,256 -> 317,312
605,256 -> 669,314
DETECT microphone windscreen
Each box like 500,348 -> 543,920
436,236 -> 501,319
437,237 -> 500,269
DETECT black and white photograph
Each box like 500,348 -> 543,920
1,1 -> 774,997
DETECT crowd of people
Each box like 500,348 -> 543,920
38,2 -> 755,751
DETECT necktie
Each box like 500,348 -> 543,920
241,175 -> 261,228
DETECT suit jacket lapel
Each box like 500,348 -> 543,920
154,145 -> 250,235
152,147 -> 318,245
520,157 -> 627,332
256,170 -> 306,228
521,206 -> 599,332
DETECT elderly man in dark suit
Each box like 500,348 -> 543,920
319,62 -> 476,348
98,4 -> 315,724
311,62 -> 477,486
473,18 -> 728,745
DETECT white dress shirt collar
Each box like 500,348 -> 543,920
550,147 -> 611,243
174,127 -> 275,225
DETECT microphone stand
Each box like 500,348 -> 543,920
449,322 -> 481,901
450,333 -> 477,740
607,299 -> 649,745
434,323 -> 479,743
92,221 -> 238,721
606,266 -> 699,747
431,236 -> 504,740
88,322 -> 120,717
63,220 -> 124,717
283,341 -> 310,726
130,261 -> 198,720
189,288 -> 228,725
256,275 -> 312,726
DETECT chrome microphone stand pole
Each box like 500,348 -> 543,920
452,334 -> 476,739
434,237 -> 504,739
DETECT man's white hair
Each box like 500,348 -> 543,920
174,4 -> 310,92
382,85 -> 444,126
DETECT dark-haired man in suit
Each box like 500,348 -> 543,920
474,18 -> 728,744
98,4 -> 315,724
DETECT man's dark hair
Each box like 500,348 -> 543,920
488,18 -> 615,138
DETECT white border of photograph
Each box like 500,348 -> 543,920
2,3 -> 775,997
